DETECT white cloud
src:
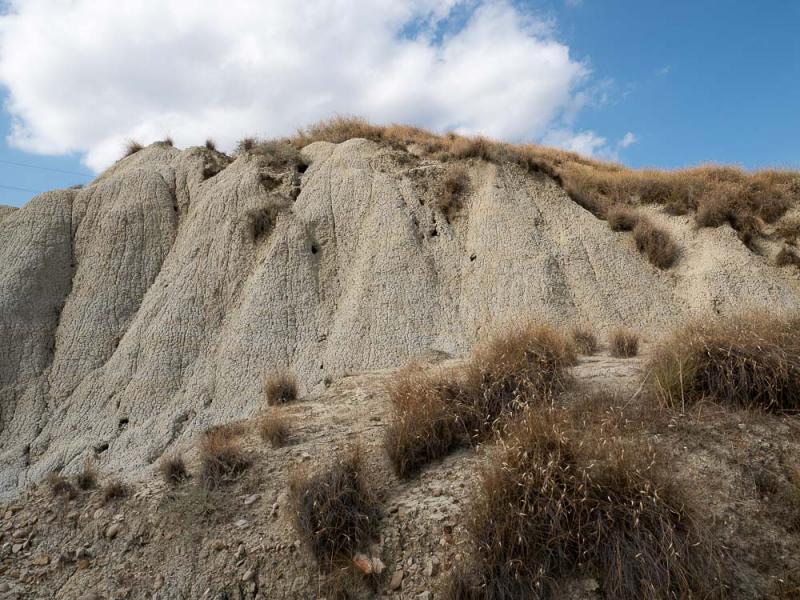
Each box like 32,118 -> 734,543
618,132 -> 637,148
0,0 -> 597,171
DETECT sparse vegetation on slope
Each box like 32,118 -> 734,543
432,167 -> 468,219
75,459 -> 97,491
288,117 -> 800,250
258,408 -> 292,447
446,406 -> 723,600
289,445 -> 380,568
123,140 -> 144,157
633,217 -> 679,269
101,479 -> 128,504
159,453 -> 188,484
385,322 -> 576,478
650,314 -> 800,411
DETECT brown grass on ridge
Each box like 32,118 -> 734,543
431,167 -> 469,219
607,204 -> 641,231
445,405 -> 723,600
46,471 -> 76,499
649,313 -> 800,411
101,479 -> 128,504
610,328 -> 640,358
289,444 -> 380,569
75,459 -> 97,491
123,140 -> 144,157
159,453 -> 188,484
285,117 -> 800,248
384,322 -> 576,478
570,325 -> 598,355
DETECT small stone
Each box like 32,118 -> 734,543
235,544 -> 246,559
423,559 -> 438,577
242,569 -> 255,582
243,494 -> 260,506
93,509 -> 104,520
153,574 -> 164,590
235,518 -> 248,529
418,592 -> 432,600
77,559 -> 90,570
11,543 -> 22,553
210,539 -> 225,551
105,523 -> 121,539
353,554 -> 372,574
31,554 -> 49,566
389,569 -> 404,590
0,582 -> 9,592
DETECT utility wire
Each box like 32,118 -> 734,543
0,159 -> 92,177
0,184 -> 45,194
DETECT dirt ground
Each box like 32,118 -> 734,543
1,344 -> 799,599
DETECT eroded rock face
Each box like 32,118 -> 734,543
1,138 -> 798,497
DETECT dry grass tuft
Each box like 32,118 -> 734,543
159,453 -> 188,484
47,472 -> 76,499
610,328 -> 640,358
237,137 -> 257,153
258,409 -> 292,447
649,314 -> 800,411
606,204 -> 641,231
264,369 -> 298,405
431,167 -> 468,219
289,445 -> 380,568
570,325 -> 598,355
776,246 -> 800,268
385,322 -> 576,478
198,426 -> 250,487
204,138 -> 217,151
162,136 -> 174,146
101,479 -> 128,504
75,459 -> 97,491
633,218 -> 679,269
446,407 -> 723,599
123,140 -> 144,157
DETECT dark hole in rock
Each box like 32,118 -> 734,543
429,228 -> 438,238
297,163 -> 308,174
311,243 -> 319,255
470,254 -> 477,261
94,442 -> 109,454
118,418 -> 129,429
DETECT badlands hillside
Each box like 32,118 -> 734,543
1,119 -> 800,598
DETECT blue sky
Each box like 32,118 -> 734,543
0,0 -> 798,207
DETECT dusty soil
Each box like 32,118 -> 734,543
1,345 -> 798,599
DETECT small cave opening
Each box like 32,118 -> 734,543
118,417 -> 129,430
470,254 -> 477,262
311,243 -> 319,255
94,441 -> 109,454
297,163 -> 309,174
429,227 -> 438,238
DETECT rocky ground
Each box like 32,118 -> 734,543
1,345 -> 799,599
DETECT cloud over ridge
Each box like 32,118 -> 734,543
0,0 -> 600,171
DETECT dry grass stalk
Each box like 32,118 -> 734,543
198,426 -> 250,487
258,409 -> 292,447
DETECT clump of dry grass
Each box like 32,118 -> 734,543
123,140 -> 144,157
445,407 -> 723,599
633,218 -> 679,269
47,472 -> 76,499
204,138 -> 217,151
258,409 -> 292,447
610,328 -> 640,358
384,365 -> 466,478
384,322 -> 576,478
606,204 -> 640,231
162,136 -> 174,146
264,369 -> 298,405
101,479 -> 128,504
198,426 -> 250,487
75,459 -> 97,491
649,314 -> 800,411
159,453 -> 188,484
431,167 -> 469,219
289,445 -> 380,568
570,325 -> 598,355
776,245 -> 800,268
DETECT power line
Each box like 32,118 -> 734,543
0,159 -> 92,177
0,184 -> 45,194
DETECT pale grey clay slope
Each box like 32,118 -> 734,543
1,138 -> 798,498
